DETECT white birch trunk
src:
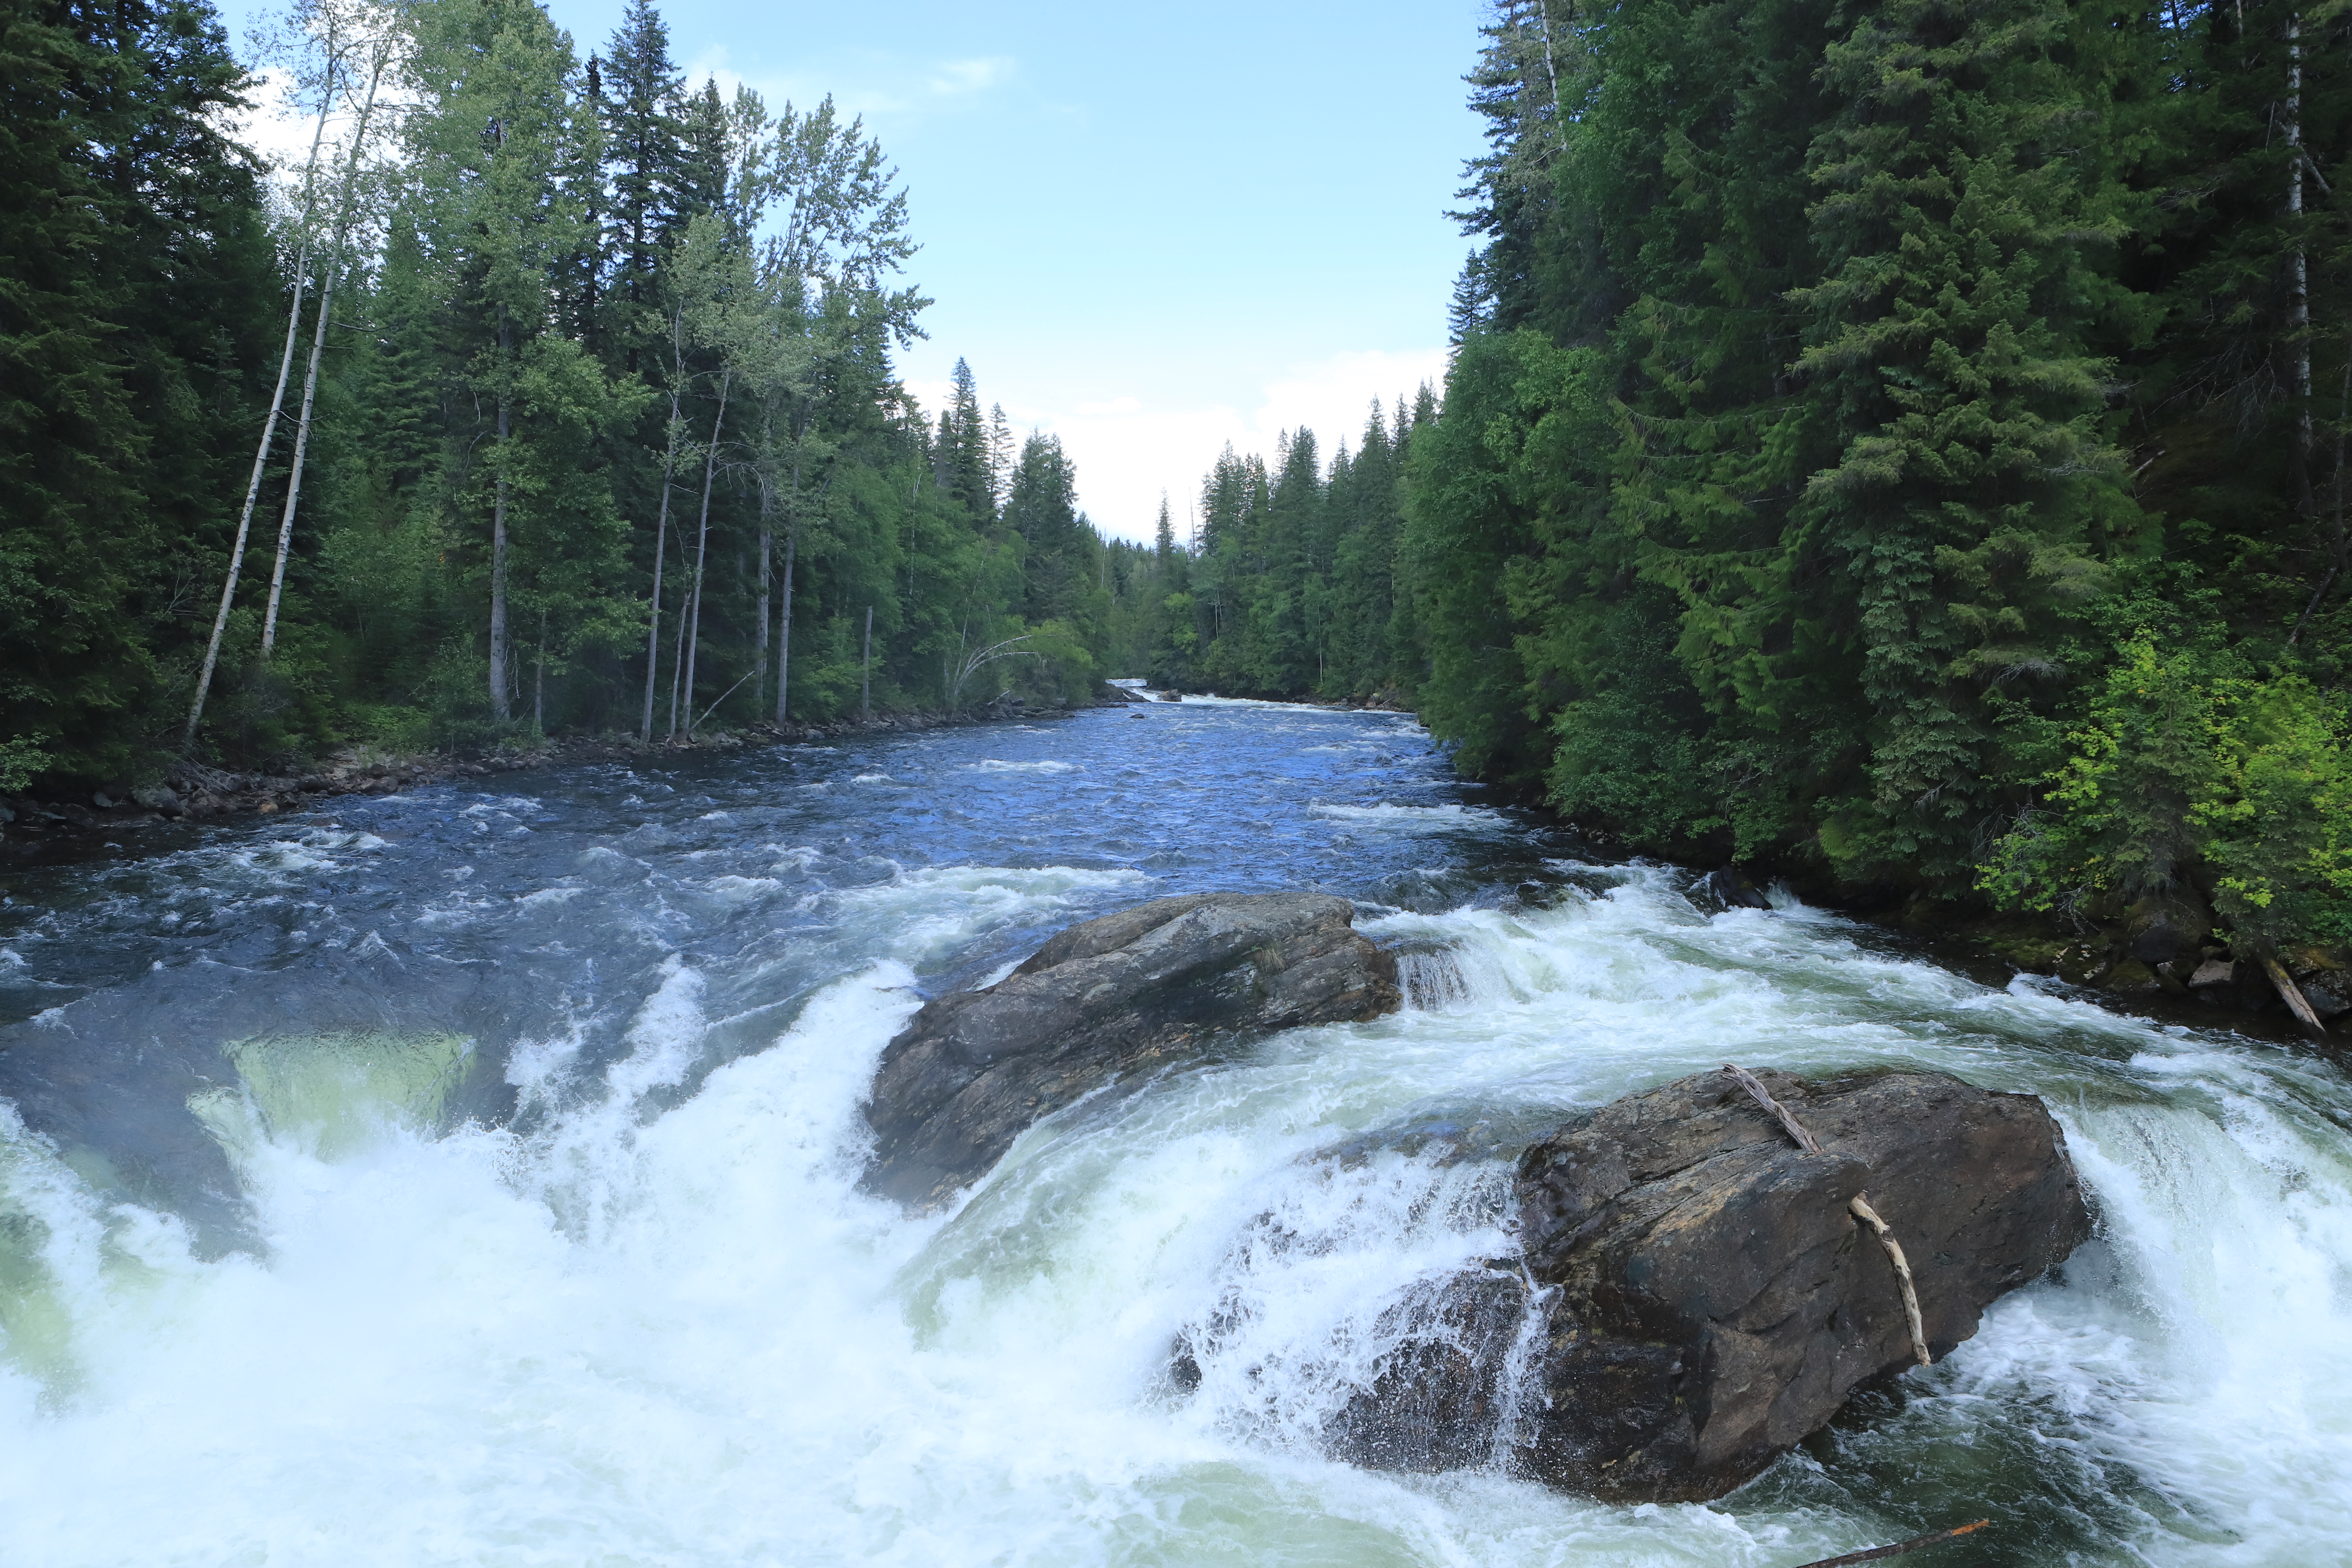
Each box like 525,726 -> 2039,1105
775,524 -> 796,725
678,368 -> 730,736
184,68 -> 339,744
260,42 -> 389,658
640,431 -> 678,743
666,519 -> 690,736
259,252 -> 338,657
755,517 -> 772,719
640,308 -> 689,743
2288,14 -> 2311,499
488,309 -> 512,721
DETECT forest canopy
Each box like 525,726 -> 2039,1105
0,0 -> 1171,789
1388,0 -> 2352,952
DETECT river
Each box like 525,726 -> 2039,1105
1,701 -> 2347,1566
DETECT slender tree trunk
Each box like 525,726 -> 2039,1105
259,249 -> 338,658
640,421 -> 678,742
775,524 -> 796,724
184,45 -> 343,744
755,510 -> 772,720
260,48 -> 388,658
641,311 -> 688,743
489,308 -> 513,721
2289,12 -> 2312,512
190,248 -> 310,737
534,608 -> 547,732
1528,1 -> 1561,126
679,367 -> 730,735
666,518 -> 690,736
862,603 -> 872,720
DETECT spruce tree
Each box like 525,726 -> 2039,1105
1794,0 -> 2142,878
598,0 -> 685,343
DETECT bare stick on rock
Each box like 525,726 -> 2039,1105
1724,1063 -> 1825,1155
1851,1195 -> 1932,1367
1725,1064 -> 1930,1367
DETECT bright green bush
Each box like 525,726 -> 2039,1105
1980,635 -> 2352,949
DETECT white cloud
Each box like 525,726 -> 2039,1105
908,347 -> 1449,544
927,57 -> 1014,96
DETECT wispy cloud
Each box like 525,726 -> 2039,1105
926,57 -> 1014,96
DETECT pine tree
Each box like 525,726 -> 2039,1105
598,0 -> 685,345
1793,0 -> 2142,879
1,0 -> 278,782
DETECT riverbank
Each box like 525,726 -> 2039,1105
0,689 -> 1144,857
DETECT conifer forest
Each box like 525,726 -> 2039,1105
5,0 -> 2351,954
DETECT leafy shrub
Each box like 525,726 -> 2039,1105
1980,635 -> 2352,950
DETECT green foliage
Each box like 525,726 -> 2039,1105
0,0 -> 1154,786
0,0 -> 278,784
1981,635 -> 2352,949
1376,0 -> 2352,953
0,737 -> 49,795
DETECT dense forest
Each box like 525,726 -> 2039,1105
1,0 -> 1187,792
5,0 -> 2349,957
1391,0 -> 2352,954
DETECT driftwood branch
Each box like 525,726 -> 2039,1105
2261,956 -> 2329,1038
1787,1519 -> 1990,1567
1724,1064 -> 1930,1367
691,666 -> 757,733
1850,1196 -> 1931,1367
1724,1063 -> 1825,1155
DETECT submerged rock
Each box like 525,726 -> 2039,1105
1691,867 -> 1772,912
864,892 -> 1401,1208
1328,1067 -> 2091,1502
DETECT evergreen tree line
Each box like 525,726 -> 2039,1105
1100,396 -> 1434,702
1,0 -> 1145,792
1369,0 -> 2352,952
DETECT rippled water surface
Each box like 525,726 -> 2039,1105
2,701 -> 2348,1566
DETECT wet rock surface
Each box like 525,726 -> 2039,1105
1330,1067 -> 2092,1502
1691,866 -> 1773,911
864,892 -> 1401,1208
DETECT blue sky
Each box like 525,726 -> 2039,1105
231,0 -> 1490,540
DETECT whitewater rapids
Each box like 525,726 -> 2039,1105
1,703 -> 2346,1565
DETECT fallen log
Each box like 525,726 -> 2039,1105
1788,1518 -> 1991,1567
2262,954 -> 2330,1038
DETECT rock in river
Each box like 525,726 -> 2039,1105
864,892 -> 1401,1208
1327,1067 -> 2092,1502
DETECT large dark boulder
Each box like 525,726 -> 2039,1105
864,892 -> 1401,1208
1328,1068 -> 2092,1502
